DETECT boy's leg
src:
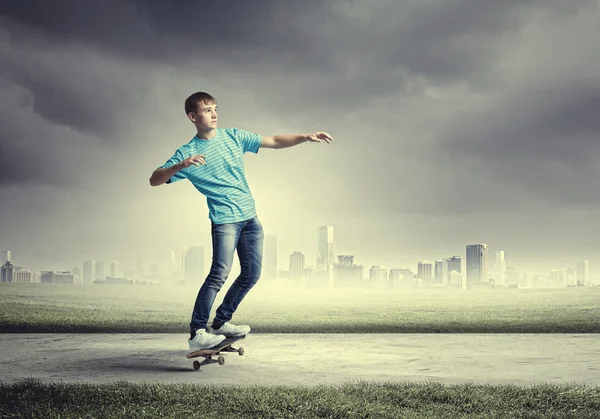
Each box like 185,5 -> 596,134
189,221 -> 244,337
212,216 -> 264,328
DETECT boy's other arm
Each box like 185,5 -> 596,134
149,154 -> 205,186
261,132 -> 333,150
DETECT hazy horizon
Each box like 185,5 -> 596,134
1,1 -> 599,278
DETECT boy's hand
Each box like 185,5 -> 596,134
306,132 -> 334,144
180,154 -> 206,168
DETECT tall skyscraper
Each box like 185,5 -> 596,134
466,244 -> 489,288
434,260 -> 446,285
109,261 -> 121,278
82,260 -> 95,285
183,246 -> 205,285
95,261 -> 105,281
439,256 -> 462,287
559,268 -> 568,284
289,251 -> 305,286
1,261 -> 15,282
317,226 -> 335,288
264,235 -> 278,280
576,260 -> 589,285
417,261 -> 434,288
335,255 -> 365,288
449,270 -> 463,288
388,268 -> 414,289
317,226 -> 335,268
447,256 -> 462,275
369,266 -> 388,289
2,250 -> 11,265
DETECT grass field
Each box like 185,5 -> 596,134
0,282 -> 599,333
1,378 -> 599,418
1,283 -> 599,417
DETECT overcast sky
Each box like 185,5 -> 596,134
0,0 -> 599,278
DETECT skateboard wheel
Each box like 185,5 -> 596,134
218,356 -> 225,365
193,361 -> 200,371
238,347 -> 244,356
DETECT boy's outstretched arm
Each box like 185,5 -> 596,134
260,132 -> 334,149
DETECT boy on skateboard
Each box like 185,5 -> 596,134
149,92 -> 333,351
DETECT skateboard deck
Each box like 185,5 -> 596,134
186,335 -> 246,370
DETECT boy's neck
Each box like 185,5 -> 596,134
196,128 -> 217,140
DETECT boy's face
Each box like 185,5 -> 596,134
189,100 -> 218,130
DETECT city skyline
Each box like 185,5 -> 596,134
1,218 -> 597,281
1,223 -> 593,287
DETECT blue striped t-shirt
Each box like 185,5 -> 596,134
160,127 -> 263,224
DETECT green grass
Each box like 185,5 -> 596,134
2,284 -> 599,417
1,378 -> 598,418
1,283 -> 599,333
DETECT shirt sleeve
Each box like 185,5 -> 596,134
234,128 -> 263,154
159,149 -> 188,184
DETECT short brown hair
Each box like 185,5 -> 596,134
184,92 -> 217,115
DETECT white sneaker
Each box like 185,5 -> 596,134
188,329 -> 226,352
209,322 -> 251,338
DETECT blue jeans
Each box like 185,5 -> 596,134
190,215 -> 264,334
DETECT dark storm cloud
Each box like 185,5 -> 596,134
380,0 -> 593,82
0,78 -> 81,188
0,0 -> 320,61
1,0 -> 595,124
1,59 -> 123,138
3,0 -> 588,82
0,139 -> 67,187
0,16 -> 156,140
420,80 -> 600,210
442,82 -> 600,165
0,76 -> 113,189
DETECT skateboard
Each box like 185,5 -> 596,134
186,335 -> 246,371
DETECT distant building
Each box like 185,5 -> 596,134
83,260 -> 95,285
1,250 -> 11,265
466,244 -> 489,288
447,256 -> 461,275
95,262 -> 105,281
183,246 -> 205,285
109,261 -> 121,278
1,261 -> 15,282
368,265 -> 388,290
41,271 -> 74,284
449,270 -> 463,289
417,261 -> 434,288
335,255 -> 365,289
289,251 -> 305,287
317,226 -> 335,288
388,268 -> 414,289
577,260 -> 589,285
13,269 -> 33,283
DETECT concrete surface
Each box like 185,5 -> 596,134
0,333 -> 598,387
